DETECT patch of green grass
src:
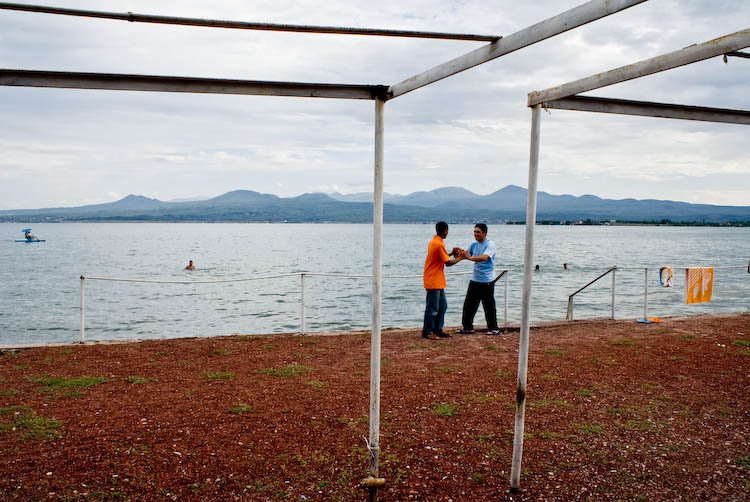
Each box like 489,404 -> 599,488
27,375 -> 107,389
484,344 -> 498,351
257,364 -> 312,378
742,350 -> 750,357
470,472 -> 484,483
476,433 -> 494,444
494,369 -> 512,379
625,420 -> 652,431
737,456 -> 750,468
432,403 -> 458,417
126,375 -> 156,385
531,398 -> 569,408
541,373 -> 559,382
211,348 -> 233,356
681,334 -> 695,341
298,338 -> 320,346
546,349 -> 565,357
462,391 -> 499,404
540,431 -> 562,440
576,423 -> 604,434
202,371 -> 235,380
577,388 -> 594,398
262,343 -> 277,350
307,380 -> 327,390
437,365 -> 461,374
612,337 -> 636,347
733,339 -> 750,347
229,403 -> 254,414
0,405 -> 61,440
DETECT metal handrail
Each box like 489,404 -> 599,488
566,266 -> 617,321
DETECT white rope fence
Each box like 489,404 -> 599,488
78,269 -> 510,342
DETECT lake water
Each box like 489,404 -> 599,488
1,222 -> 748,346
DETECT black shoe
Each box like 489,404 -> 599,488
422,333 -> 439,340
486,329 -> 502,336
456,328 -> 475,334
437,331 -> 452,338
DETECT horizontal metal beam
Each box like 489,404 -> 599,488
544,95 -> 750,125
0,69 -> 389,100
529,29 -> 750,106
0,2 -> 499,41
387,0 -> 648,100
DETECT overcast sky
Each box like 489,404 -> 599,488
1,0 -> 748,209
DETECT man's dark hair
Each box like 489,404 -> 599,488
474,223 -> 488,234
436,221 -> 449,234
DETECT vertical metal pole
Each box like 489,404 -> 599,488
79,275 -> 85,343
643,268 -> 648,320
300,273 -> 306,334
504,272 -> 508,327
611,268 -> 616,320
510,104 -> 541,490
367,97 -> 385,501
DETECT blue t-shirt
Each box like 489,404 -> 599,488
468,239 -> 497,283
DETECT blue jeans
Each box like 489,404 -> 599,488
423,289 -> 447,336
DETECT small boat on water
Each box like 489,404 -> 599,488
15,228 -> 45,243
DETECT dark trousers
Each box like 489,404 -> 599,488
423,289 -> 447,336
462,280 -> 497,330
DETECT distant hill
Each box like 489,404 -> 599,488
1,186 -> 748,224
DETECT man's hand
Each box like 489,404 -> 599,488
450,247 -> 462,257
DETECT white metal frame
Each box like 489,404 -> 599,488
512,28 -> 750,490
0,0 -> 652,497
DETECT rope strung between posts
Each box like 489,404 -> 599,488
80,269 -> 487,284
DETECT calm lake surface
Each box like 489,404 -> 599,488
1,222 -> 748,345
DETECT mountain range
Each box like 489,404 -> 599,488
1,186 -> 748,224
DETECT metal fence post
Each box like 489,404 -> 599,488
300,273 -> 306,334
80,275 -> 85,343
611,267 -> 616,320
643,268 -> 648,320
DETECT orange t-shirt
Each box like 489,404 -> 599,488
423,235 -> 450,289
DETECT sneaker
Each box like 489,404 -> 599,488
422,333 -> 439,340
486,329 -> 502,336
437,331 -> 452,338
456,328 -> 475,334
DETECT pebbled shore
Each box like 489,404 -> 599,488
1,313 -> 749,500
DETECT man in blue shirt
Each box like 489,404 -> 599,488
458,223 -> 500,335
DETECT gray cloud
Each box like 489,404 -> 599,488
1,0 -> 748,209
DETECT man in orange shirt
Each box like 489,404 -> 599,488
422,221 -> 464,340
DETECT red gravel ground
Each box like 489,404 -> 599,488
1,313 -> 749,501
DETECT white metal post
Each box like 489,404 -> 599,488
367,97 -> 385,500
300,273 -> 306,334
511,104 -> 541,490
643,268 -> 648,320
79,275 -> 85,342
611,268 -> 616,320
